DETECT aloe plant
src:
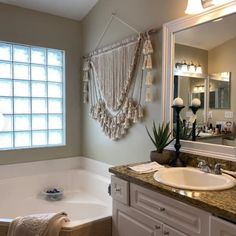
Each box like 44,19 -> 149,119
173,120 -> 192,140
146,122 -> 175,153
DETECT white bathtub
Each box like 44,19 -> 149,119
0,157 -> 112,229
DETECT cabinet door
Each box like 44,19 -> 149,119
163,225 -> 187,236
113,200 -> 162,236
210,216 -> 236,236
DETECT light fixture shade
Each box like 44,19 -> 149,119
189,62 -> 195,73
185,0 -> 204,15
196,65 -> 202,74
212,0 -> 232,5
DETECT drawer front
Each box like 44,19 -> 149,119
130,183 -> 210,236
111,175 -> 129,205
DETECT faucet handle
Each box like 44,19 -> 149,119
214,163 -> 226,175
197,159 -> 207,167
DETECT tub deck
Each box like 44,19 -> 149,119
0,157 -> 112,236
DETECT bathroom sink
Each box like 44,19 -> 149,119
153,167 -> 236,191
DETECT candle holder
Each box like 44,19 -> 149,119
189,105 -> 200,141
171,105 -> 185,167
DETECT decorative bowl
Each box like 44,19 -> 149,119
42,187 -> 64,201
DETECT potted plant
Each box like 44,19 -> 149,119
146,121 -> 175,164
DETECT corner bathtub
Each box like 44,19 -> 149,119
0,157 -> 112,235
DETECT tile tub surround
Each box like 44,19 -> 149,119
109,162 -> 236,224
0,156 -> 112,236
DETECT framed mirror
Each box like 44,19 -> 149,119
162,1 -> 236,161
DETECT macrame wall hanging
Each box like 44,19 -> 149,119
82,13 -> 155,140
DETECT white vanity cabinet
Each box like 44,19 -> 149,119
111,176 -> 210,236
210,216 -> 236,236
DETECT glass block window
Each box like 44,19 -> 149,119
0,41 -> 65,150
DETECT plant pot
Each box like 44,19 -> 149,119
150,150 -> 173,165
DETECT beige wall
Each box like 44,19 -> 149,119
208,37 -> 236,125
0,3 -> 82,164
81,0 -> 187,165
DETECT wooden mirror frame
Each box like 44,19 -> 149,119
162,1 -> 236,161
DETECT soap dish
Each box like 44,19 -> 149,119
42,187 -> 64,201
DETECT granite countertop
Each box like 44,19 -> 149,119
109,164 -> 236,223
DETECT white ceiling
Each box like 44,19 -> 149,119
175,13 -> 236,50
0,0 -> 98,20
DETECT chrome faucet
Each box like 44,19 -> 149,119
197,159 -> 225,175
197,160 -> 211,173
213,163 -> 225,175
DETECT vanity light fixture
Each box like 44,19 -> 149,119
185,0 -> 204,15
175,61 -> 202,74
212,0 -> 233,5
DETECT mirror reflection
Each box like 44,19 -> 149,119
174,13 -> 236,146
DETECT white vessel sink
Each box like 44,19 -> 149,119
153,167 -> 236,191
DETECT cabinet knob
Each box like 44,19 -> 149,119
115,187 -> 121,192
163,231 -> 169,235
155,225 -> 161,230
158,207 -> 165,212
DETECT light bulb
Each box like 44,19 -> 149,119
185,0 -> 204,15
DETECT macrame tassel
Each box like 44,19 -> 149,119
133,109 -> 139,123
124,118 -> 130,129
138,105 -> 144,118
83,71 -> 89,82
121,125 -> 126,135
145,71 -> 153,86
145,87 -> 152,102
123,98 -> 129,110
83,80 -> 89,103
142,55 -> 152,70
127,108 -> 132,119
115,127 -> 121,139
83,69 -> 89,103
117,116 -> 121,125
111,130 -> 116,140
143,35 -> 153,54
146,55 -> 152,69
83,60 -> 90,71
142,55 -> 147,70
146,37 -> 153,54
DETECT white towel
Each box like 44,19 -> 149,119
7,212 -> 69,236
128,162 -> 164,174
